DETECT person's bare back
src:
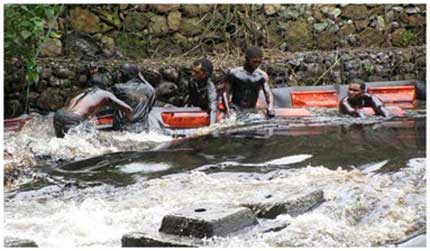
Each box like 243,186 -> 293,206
65,88 -> 132,119
53,87 -> 134,138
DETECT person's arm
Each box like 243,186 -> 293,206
222,72 -> 232,116
107,92 -> 133,120
340,97 -> 362,118
207,80 -> 218,125
261,72 -> 275,118
370,95 -> 391,117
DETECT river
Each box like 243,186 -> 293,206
3,107 -> 426,247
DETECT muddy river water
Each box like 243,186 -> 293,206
3,108 -> 426,247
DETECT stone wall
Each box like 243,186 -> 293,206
4,45 -> 425,118
4,4 -> 427,118
35,4 -> 426,58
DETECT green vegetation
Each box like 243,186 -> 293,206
362,63 -> 375,74
115,32 -> 151,58
4,4 -> 63,84
401,30 -> 415,47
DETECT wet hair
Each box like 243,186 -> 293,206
193,58 -> 213,76
351,78 -> 366,91
245,46 -> 263,59
121,63 -> 140,80
88,62 -> 98,70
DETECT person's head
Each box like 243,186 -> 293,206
156,81 -> 178,98
347,79 -> 366,100
244,46 -> 263,72
120,63 -> 140,82
88,62 -> 98,75
191,58 -> 213,81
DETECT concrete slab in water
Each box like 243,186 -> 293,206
241,189 -> 324,219
121,232 -> 198,247
159,204 -> 258,238
4,236 -> 38,247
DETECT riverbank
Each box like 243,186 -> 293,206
4,45 -> 425,119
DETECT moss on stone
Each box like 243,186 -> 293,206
284,20 -> 313,52
115,32 -> 149,58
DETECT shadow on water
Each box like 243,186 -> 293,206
30,117 -> 425,190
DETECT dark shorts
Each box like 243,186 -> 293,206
53,109 -> 85,138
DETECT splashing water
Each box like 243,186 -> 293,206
3,113 -> 174,190
4,113 -> 173,164
3,109 -> 426,247
3,156 -> 425,247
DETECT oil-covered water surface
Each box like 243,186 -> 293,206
3,112 -> 426,247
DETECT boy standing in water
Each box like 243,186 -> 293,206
186,58 -> 218,125
222,46 -> 275,119
339,79 -> 391,118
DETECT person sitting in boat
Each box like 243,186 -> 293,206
339,79 -> 391,118
222,46 -> 275,119
53,83 -> 133,138
111,63 -> 156,133
185,58 -> 217,125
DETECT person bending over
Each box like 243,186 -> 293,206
53,86 -> 133,138
112,63 -> 156,132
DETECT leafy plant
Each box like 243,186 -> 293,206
401,30 -> 415,46
4,4 -> 63,87
362,63 -> 375,74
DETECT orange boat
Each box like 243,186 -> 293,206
156,80 -> 422,129
4,80 -> 425,131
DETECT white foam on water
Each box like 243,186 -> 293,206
110,130 -> 172,143
264,154 -> 313,165
4,158 -> 426,247
196,154 -> 312,171
3,114 -> 172,170
360,159 -> 390,175
118,162 -> 171,174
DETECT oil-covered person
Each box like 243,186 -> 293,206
185,58 -> 217,125
53,82 -> 133,138
111,63 -> 156,133
222,46 -> 275,118
339,79 -> 391,118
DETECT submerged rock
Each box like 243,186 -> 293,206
4,237 -> 38,247
159,204 -> 258,238
241,189 -> 325,219
121,232 -> 198,247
